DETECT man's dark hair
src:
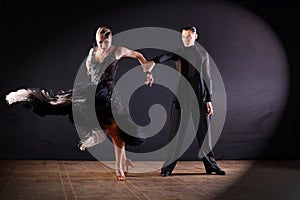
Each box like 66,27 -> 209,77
182,26 -> 197,33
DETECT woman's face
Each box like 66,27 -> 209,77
96,34 -> 112,51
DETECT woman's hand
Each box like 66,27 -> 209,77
145,72 -> 154,87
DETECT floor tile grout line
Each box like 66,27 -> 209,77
63,160 -> 78,200
121,177 -> 150,200
0,161 -> 12,198
58,160 -> 69,200
90,160 -> 115,179
172,176 -> 205,195
0,160 -> 259,199
142,161 -> 164,173
125,181 -> 152,200
0,161 -> 13,189
124,166 -> 155,200
95,160 -> 151,199
0,161 -> 17,199
171,161 -> 221,196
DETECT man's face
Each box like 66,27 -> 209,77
181,30 -> 198,47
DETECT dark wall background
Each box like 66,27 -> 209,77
0,0 -> 299,161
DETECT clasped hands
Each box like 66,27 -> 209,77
142,61 -> 155,87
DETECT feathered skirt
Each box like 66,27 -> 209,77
5,80 -> 146,148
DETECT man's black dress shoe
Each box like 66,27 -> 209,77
206,169 -> 226,175
161,170 -> 171,177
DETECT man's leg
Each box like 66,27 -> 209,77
161,99 -> 187,176
196,103 -> 226,175
161,100 -> 180,176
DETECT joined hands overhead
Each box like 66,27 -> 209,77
142,61 -> 155,87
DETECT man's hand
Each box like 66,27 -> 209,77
206,102 -> 214,116
142,61 -> 155,72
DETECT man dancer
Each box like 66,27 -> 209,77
145,26 -> 225,176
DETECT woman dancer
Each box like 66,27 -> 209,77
6,26 -> 155,181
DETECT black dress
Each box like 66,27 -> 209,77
5,46 -> 145,148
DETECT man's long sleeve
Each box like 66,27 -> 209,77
202,51 -> 212,102
152,52 -> 179,63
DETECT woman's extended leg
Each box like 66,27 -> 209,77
106,121 -> 126,181
122,149 -> 134,176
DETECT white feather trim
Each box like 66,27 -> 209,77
78,129 -> 106,151
5,89 -> 33,105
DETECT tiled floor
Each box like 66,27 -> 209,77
0,160 -> 299,200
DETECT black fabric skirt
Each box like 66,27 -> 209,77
8,80 -> 145,146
